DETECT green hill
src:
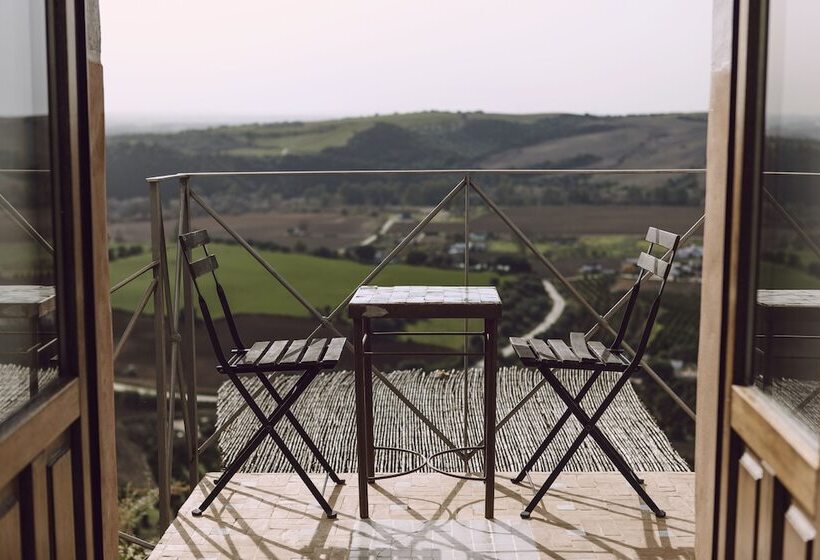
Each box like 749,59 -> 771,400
106,111 -> 708,207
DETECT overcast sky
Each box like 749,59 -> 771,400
101,1 -> 713,121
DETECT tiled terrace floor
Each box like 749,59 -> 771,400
149,472 -> 694,559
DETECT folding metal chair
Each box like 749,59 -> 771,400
509,226 -> 680,519
180,229 -> 346,519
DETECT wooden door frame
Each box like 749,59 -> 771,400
696,0 -> 820,557
0,0 -> 117,557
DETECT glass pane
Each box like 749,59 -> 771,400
753,0 -> 820,438
0,0 -> 60,424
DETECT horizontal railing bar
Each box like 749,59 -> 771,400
110,260 -> 159,294
371,331 -> 485,336
754,334 -> 820,339
145,168 -> 820,183
118,531 -> 155,550
764,170 -> 820,177
146,168 -> 707,182
0,168 -> 50,174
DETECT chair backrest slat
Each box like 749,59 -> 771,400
636,252 -> 669,279
645,227 -> 678,250
189,254 -> 219,278
180,228 -> 247,365
180,229 -> 211,250
610,226 -> 680,360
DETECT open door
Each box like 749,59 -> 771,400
0,0 -> 116,558
697,0 -> 819,557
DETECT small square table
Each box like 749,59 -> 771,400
348,285 -> 501,519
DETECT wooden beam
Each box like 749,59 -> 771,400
731,386 -> 819,515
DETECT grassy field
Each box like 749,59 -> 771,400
110,243 -> 499,319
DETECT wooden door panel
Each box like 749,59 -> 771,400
0,487 -> 23,560
27,453 -> 52,560
0,431 -> 78,558
48,449 -> 76,560
755,462 -> 781,560
735,452 -> 764,559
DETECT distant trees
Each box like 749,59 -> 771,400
108,244 -> 144,261
405,250 -> 428,266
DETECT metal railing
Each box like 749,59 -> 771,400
5,163 -> 819,548
139,167 -> 709,528
4,164 -> 817,549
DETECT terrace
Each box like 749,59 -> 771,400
102,167 -> 708,559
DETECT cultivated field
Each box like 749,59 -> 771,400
391,204 -> 703,238
109,208 -> 382,249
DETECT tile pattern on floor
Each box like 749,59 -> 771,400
148,472 -> 694,559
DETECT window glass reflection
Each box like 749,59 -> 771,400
753,0 -> 820,437
0,0 -> 59,424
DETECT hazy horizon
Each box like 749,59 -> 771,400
105,108 -> 716,136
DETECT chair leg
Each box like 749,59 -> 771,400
234,368 -> 337,519
541,368 -> 645,488
256,373 -> 345,485
192,368 -> 322,517
521,423 -> 665,519
522,366 -> 664,518
265,424 -> 337,518
192,422 -> 268,516
511,369 -> 601,484
520,421 -> 588,518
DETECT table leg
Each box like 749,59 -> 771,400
364,318 -> 375,480
484,318 -> 497,519
353,318 -> 369,518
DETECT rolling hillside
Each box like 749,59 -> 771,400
106,111 -> 708,207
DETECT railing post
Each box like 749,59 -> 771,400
179,177 -> 199,491
462,174 -> 470,464
149,180 -> 171,528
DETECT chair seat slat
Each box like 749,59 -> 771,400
300,338 -> 328,365
529,338 -> 556,361
587,341 -> 624,364
279,339 -> 308,364
321,337 -> 346,365
509,337 -> 537,361
547,339 -> 580,362
241,341 -> 271,365
258,340 -> 289,365
569,332 -> 596,361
